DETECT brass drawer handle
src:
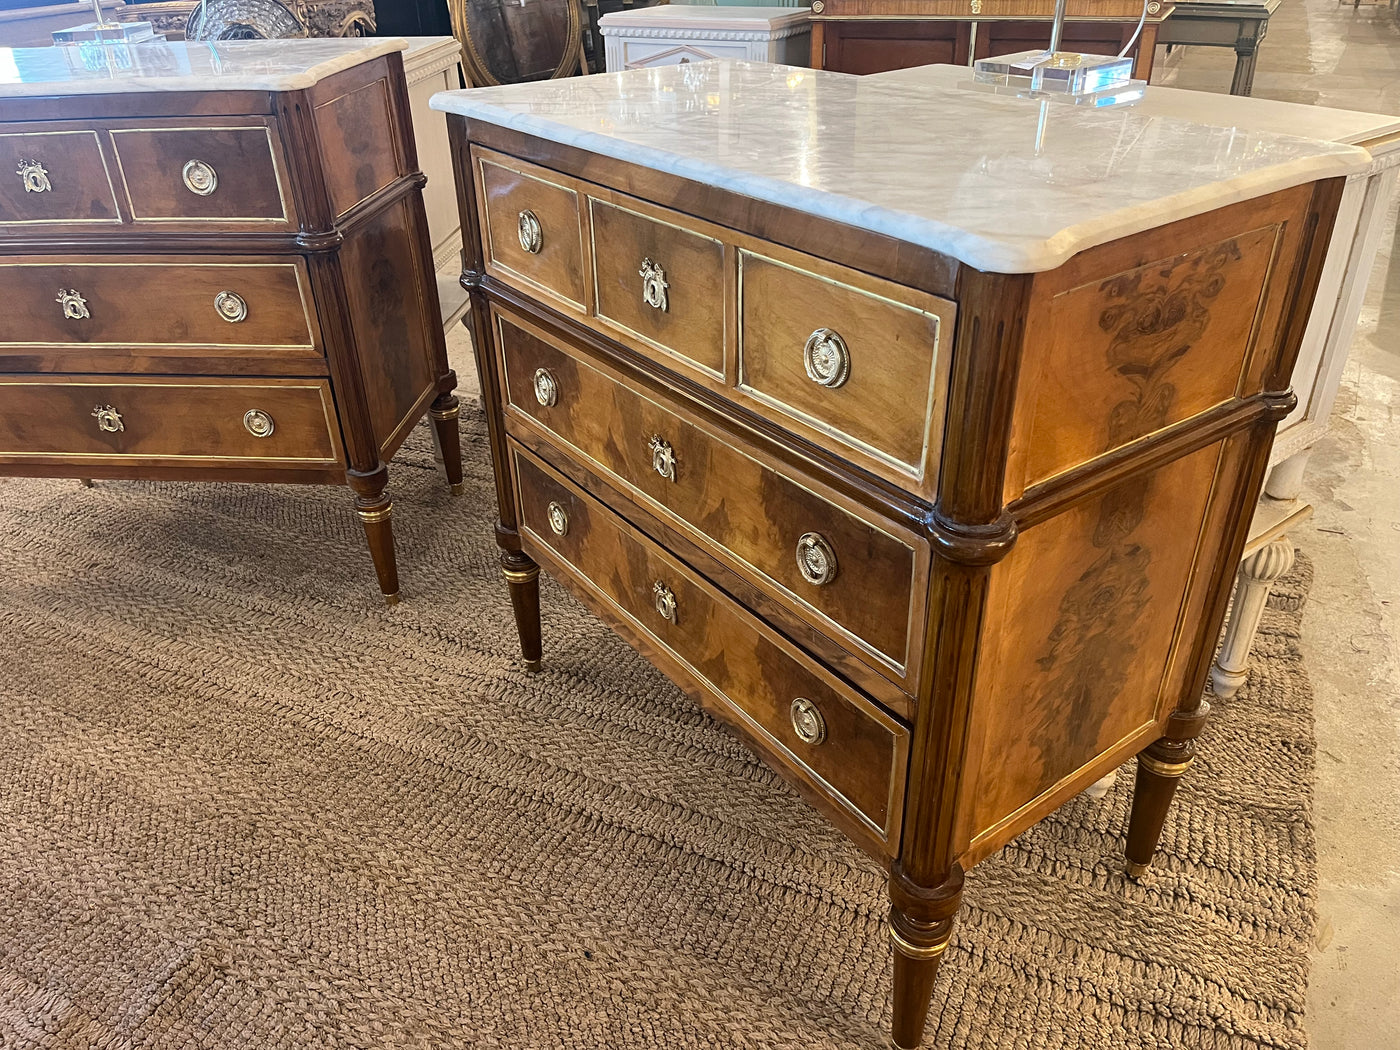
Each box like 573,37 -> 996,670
652,580 -> 678,624
56,288 -> 90,320
532,367 -> 558,407
91,404 -> 124,434
796,532 -> 838,586
518,209 -> 543,254
791,697 -> 827,746
243,409 -> 275,438
647,435 -> 676,482
214,290 -> 248,323
182,158 -> 218,196
639,257 -> 669,312
804,328 -> 851,389
547,500 -> 569,536
17,159 -> 51,193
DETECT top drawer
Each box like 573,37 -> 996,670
110,126 -> 289,224
477,152 -> 587,311
0,130 -> 120,225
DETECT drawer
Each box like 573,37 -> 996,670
0,258 -> 318,355
737,249 -> 956,482
0,129 -> 120,226
497,309 -> 922,681
513,448 -> 909,853
589,195 -> 727,378
477,151 -> 587,310
109,125 -> 289,224
0,376 -> 343,467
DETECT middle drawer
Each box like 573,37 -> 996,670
0,256 -> 320,363
496,306 -> 925,688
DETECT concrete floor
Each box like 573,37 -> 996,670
1155,8 -> 1400,1047
446,12 -> 1400,1042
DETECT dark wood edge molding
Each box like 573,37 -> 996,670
927,509 -> 1018,566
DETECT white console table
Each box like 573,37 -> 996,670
599,5 -> 812,71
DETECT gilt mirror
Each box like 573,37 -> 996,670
448,0 -> 586,86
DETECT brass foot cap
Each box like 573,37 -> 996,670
450,482 -> 466,496
1125,859 -> 1151,879
383,592 -> 402,606
524,658 -> 543,673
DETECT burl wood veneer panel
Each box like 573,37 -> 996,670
959,438 -> 1226,856
0,128 -> 120,224
109,125 -> 287,223
514,447 -> 910,855
477,151 -> 589,312
338,198 -> 438,454
313,76 -> 401,217
1006,186 -> 1314,496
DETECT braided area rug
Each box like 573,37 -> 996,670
0,412 -> 1319,1050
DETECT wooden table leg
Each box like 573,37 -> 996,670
1125,703 -> 1210,877
348,463 -> 400,605
1210,535 -> 1297,698
430,391 -> 466,495
502,548 -> 543,672
889,864 -> 964,1049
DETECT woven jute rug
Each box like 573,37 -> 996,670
0,413 -> 1319,1050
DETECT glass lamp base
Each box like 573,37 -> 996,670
972,49 -> 1144,105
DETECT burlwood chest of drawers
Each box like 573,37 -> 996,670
0,39 -> 461,602
434,64 -> 1368,1045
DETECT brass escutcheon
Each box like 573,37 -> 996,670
91,404 -> 124,434
17,159 -> 50,193
804,328 -> 851,388
242,409 -> 275,438
652,580 -> 678,624
214,290 -> 248,323
648,435 -> 676,482
790,697 -> 827,745
639,257 -> 669,312
796,532 -> 838,586
182,158 -> 218,196
518,209 -> 543,254
56,288 -> 90,320
533,367 -> 559,407
547,501 -> 569,536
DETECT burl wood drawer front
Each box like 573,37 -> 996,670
497,310 -> 922,681
0,259 -> 318,356
589,196 -> 727,379
109,126 -> 288,223
0,129 -> 120,225
737,249 -> 954,482
477,152 -> 588,311
0,377 -> 342,467
513,448 -> 909,854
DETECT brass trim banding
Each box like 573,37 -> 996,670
502,565 -> 540,585
357,504 -> 393,525
1139,753 -> 1193,778
888,925 -> 950,962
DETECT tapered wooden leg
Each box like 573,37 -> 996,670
501,548 -> 543,672
348,465 -> 400,605
1125,703 -> 1210,878
429,392 -> 465,496
78,478 -> 94,488
889,864 -> 964,1049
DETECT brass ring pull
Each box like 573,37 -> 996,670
56,288 -> 90,320
804,328 -> 851,389
214,290 -> 248,323
181,158 -> 218,196
639,258 -> 669,312
17,159 -> 51,193
652,581 -> 678,624
242,409 -> 275,438
518,209 -> 543,254
547,500 -> 569,536
532,367 -> 558,407
647,435 -> 676,482
796,532 -> 838,586
91,404 -> 124,434
791,698 -> 827,745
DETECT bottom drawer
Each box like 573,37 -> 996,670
0,376 -> 344,468
513,446 -> 910,855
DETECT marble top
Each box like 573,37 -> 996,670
429,61 -> 1369,273
871,63 -> 1400,151
0,38 -> 408,96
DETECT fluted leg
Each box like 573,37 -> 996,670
429,392 -> 465,496
501,548 -> 543,672
1210,536 -> 1296,698
348,465 -> 399,605
888,864 -> 964,1049
1125,703 -> 1210,878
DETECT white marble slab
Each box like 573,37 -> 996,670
598,6 -> 812,32
0,37 -> 408,96
429,60 -> 1371,273
871,63 -> 1400,153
